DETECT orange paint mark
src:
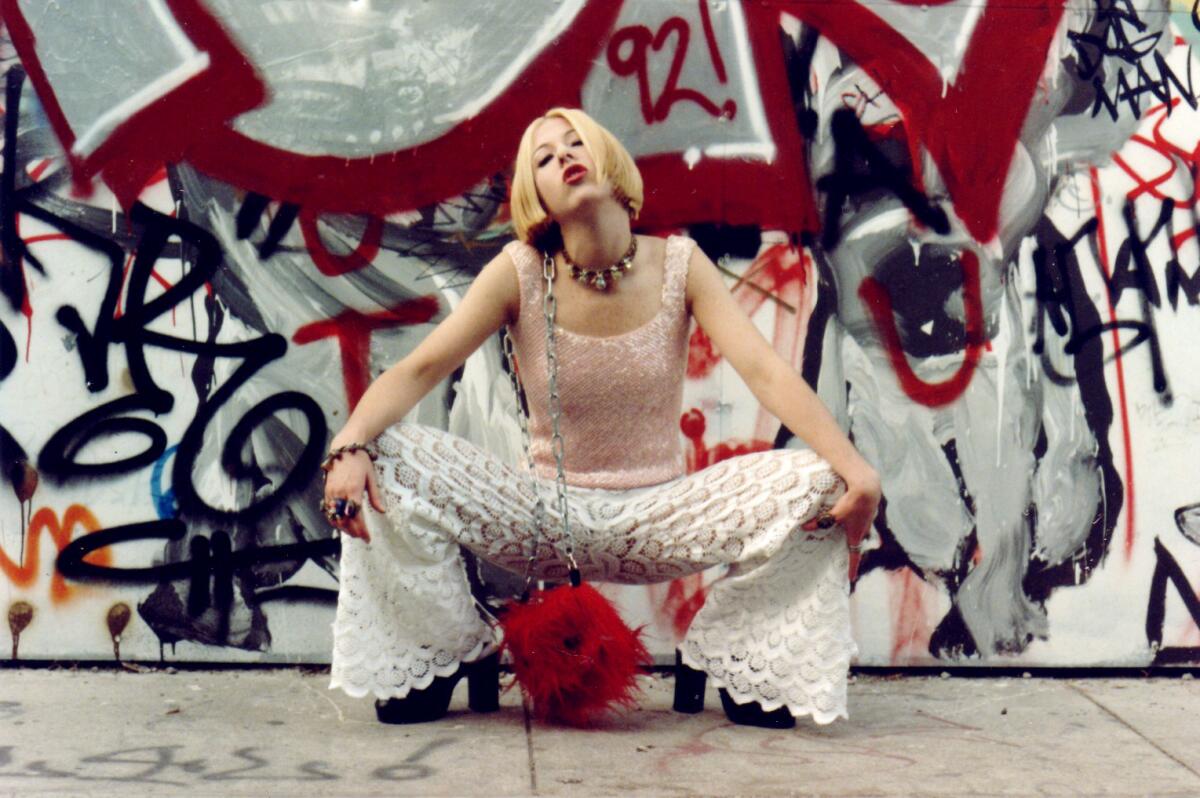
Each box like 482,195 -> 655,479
0,505 -> 111,604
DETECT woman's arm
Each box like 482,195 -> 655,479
323,248 -> 520,541
330,249 -> 520,448
686,245 -> 880,577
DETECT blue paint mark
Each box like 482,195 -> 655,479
151,444 -> 179,519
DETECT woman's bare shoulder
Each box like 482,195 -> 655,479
465,245 -> 521,325
634,233 -> 671,260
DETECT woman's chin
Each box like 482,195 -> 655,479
553,187 -> 615,219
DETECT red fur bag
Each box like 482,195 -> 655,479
499,575 -> 651,726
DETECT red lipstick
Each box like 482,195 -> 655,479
563,164 -> 588,185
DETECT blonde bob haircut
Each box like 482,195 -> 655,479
510,107 -> 644,250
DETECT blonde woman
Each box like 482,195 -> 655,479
322,108 -> 881,728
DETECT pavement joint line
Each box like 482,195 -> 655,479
522,694 -> 538,795
1068,682 -> 1200,783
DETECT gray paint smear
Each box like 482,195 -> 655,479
797,2 -> 1170,655
208,0 -> 584,155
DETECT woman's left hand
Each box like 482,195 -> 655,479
803,469 -> 881,583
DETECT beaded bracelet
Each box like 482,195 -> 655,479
320,443 -> 376,473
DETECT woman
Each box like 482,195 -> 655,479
322,108 -> 881,728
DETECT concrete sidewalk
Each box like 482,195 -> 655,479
2,667 -> 1199,797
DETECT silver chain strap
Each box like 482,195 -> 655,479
500,250 -> 578,595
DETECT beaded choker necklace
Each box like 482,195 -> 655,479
562,236 -> 637,291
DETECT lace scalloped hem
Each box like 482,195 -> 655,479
328,637 -> 496,701
678,645 -> 856,725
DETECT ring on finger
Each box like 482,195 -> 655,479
320,499 -> 343,523
816,513 -> 837,530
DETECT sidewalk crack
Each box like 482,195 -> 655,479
1070,683 -> 1200,782
523,694 -> 538,794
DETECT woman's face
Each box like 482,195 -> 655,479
531,116 -> 604,221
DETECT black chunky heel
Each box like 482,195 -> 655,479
717,688 -> 795,729
466,651 -> 500,713
672,650 -> 707,714
375,652 -> 500,724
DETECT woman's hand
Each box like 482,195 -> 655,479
322,450 -> 386,543
803,467 -> 881,583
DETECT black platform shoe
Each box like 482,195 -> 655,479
717,689 -> 796,729
375,652 -> 500,724
672,650 -> 796,728
672,650 -> 706,714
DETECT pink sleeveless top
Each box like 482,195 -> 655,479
503,235 -> 694,489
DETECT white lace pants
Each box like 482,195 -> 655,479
329,423 -> 857,724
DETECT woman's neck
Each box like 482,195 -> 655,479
557,201 -> 633,268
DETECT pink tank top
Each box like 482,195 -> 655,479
504,235 -> 694,489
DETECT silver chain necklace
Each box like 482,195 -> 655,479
501,250 -> 577,593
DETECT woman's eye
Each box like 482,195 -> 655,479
537,155 -> 552,167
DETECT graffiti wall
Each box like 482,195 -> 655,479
2,0 -> 1199,667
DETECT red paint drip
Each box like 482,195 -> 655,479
663,574 -> 709,640
889,568 -> 933,663
112,252 -> 136,320
1089,167 -> 1136,562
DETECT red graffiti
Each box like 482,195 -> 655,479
630,2 -> 819,235
0,504 -> 110,604
680,408 -> 772,472
607,1 -> 736,124
686,243 -> 810,381
660,574 -> 709,640
3,0 -> 621,215
298,211 -> 384,278
888,567 -> 936,664
1110,100 -> 1200,252
686,326 -> 721,380
8,1 -> 818,238
783,0 -> 1068,244
1088,167 -> 1137,562
1,0 -> 266,209
291,297 -> 440,409
859,250 -> 984,408
686,243 -> 815,442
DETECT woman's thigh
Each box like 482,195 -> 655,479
570,448 -> 845,584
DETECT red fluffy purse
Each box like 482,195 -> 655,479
499,569 -> 650,726
496,248 -> 652,725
